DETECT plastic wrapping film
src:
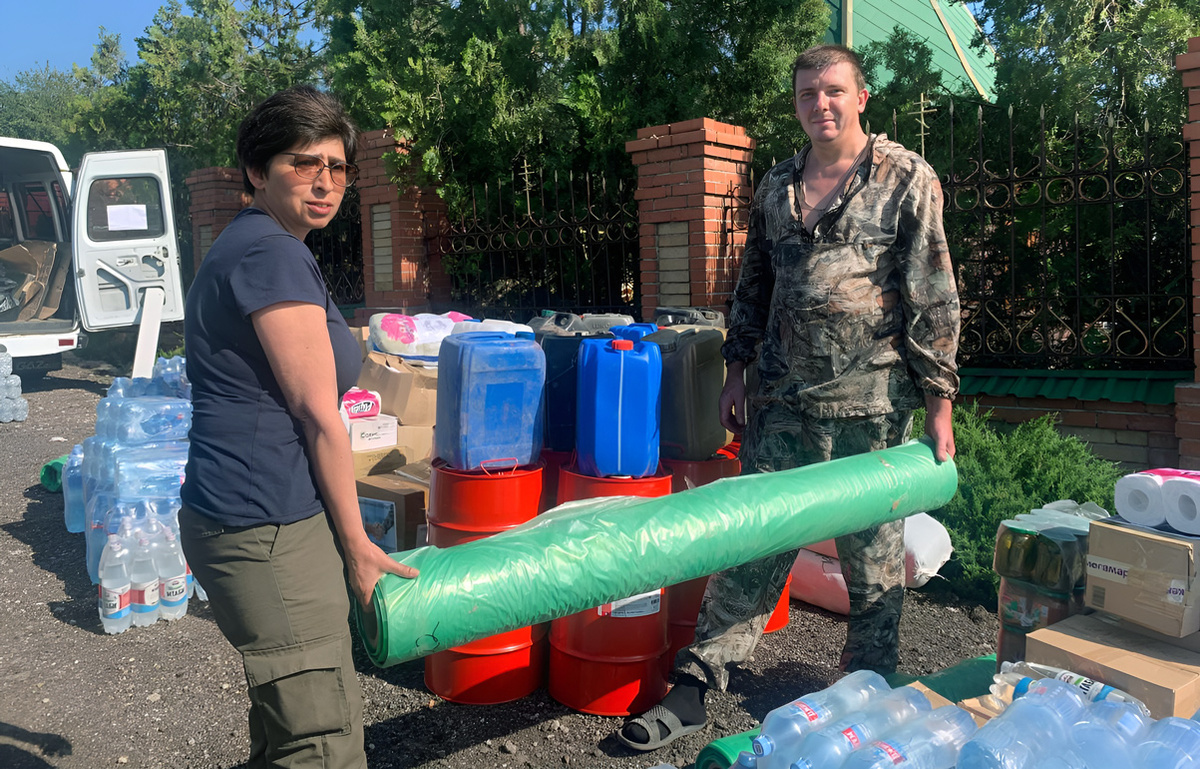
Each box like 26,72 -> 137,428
355,438 -> 958,667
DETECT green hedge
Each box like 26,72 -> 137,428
913,404 -> 1124,605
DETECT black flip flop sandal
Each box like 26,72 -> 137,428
615,704 -> 707,752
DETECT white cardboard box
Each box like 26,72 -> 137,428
346,413 -> 398,451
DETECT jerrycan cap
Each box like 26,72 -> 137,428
611,339 -> 634,351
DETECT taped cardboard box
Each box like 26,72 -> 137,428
351,426 -> 433,478
356,352 -> 438,426
356,474 -> 427,552
1026,612 -> 1200,718
348,326 -> 370,361
1084,517 -> 1199,637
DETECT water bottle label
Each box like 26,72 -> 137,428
877,741 -> 905,765
841,725 -> 865,749
99,584 -> 131,618
131,579 -> 160,610
599,589 -> 663,617
791,700 -> 828,723
161,575 -> 187,607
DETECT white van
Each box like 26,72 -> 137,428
0,138 -> 184,373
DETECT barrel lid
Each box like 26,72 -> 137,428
611,339 -> 634,351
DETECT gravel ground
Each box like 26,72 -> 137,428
0,358 -> 999,769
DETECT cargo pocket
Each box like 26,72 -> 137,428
243,636 -> 352,742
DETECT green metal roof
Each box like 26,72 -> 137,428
825,0 -> 997,101
959,369 -> 1191,406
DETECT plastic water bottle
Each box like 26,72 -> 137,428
790,686 -> 932,769
1068,700 -> 1152,769
129,536 -> 160,626
840,705 -> 977,769
3,373 -> 21,399
0,345 -> 11,377
0,397 -> 12,423
752,670 -> 892,768
97,534 -> 132,634
1133,717 -> 1200,769
62,444 -> 86,533
733,751 -> 759,767
999,660 -> 1150,715
155,528 -> 189,621
956,679 -> 1088,769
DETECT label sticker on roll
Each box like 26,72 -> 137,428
598,589 -> 663,617
1086,556 -> 1130,583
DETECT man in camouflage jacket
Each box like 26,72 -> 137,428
617,43 -> 959,752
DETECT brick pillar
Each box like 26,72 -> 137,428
185,167 -> 247,271
1175,36 -> 1200,468
356,129 -> 434,320
626,118 -> 755,322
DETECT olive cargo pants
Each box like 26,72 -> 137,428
179,506 -> 366,769
675,406 -> 912,690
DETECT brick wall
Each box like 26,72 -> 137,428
184,167 -> 247,269
626,118 -> 755,322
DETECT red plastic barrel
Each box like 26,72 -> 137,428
549,464 -> 673,715
538,449 -> 572,513
660,454 -> 741,668
556,463 -> 673,505
764,575 -> 793,634
424,461 -> 547,704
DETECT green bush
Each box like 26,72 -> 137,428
913,404 -> 1123,605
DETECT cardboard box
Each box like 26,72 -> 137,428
356,474 -> 428,552
1084,518 -> 1200,637
356,352 -> 438,426
395,424 -> 434,463
352,446 -> 406,478
348,326 -> 370,361
1025,612 -> 1200,718
956,695 -> 1005,726
1093,610 -> 1200,655
346,413 -> 398,451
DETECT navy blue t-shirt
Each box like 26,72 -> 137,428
181,208 -> 362,527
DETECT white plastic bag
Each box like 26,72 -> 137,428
368,311 -> 471,360
792,513 -> 954,613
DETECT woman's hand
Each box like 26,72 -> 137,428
343,538 -> 418,610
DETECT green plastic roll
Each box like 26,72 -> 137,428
356,439 -> 957,667
40,454 -> 68,493
695,729 -> 756,769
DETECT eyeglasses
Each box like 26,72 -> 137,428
280,153 -> 359,187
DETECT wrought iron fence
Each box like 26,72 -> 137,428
306,185 -> 364,307
887,101 -> 1191,370
425,170 -> 640,322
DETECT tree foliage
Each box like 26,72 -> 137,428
316,0 -> 827,202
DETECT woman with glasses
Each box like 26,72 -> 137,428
179,85 -> 417,769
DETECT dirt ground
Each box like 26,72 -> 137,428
0,357 -> 999,769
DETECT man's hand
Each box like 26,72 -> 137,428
924,393 -> 955,462
719,362 -> 748,434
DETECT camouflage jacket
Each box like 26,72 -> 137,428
722,134 -> 960,419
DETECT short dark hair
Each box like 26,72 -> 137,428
791,45 -> 867,92
236,85 -> 359,195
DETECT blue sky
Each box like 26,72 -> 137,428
0,0 -> 168,80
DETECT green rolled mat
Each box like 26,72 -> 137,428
695,729 -> 756,769
40,454 -> 68,493
356,439 -> 957,667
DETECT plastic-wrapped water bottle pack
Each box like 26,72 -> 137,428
0,347 -> 29,423
57,356 -> 209,631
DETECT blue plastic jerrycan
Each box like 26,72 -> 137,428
575,337 -> 662,478
435,332 -> 546,471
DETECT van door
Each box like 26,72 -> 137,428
71,149 -> 184,331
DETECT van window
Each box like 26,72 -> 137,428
86,176 -> 165,242
0,192 -> 14,249
18,182 -> 59,241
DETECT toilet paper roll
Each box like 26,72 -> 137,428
1115,472 -> 1168,527
1162,476 -> 1200,536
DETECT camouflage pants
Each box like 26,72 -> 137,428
676,402 -> 913,690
